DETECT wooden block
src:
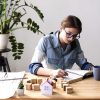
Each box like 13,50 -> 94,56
32,84 -> 40,91
61,81 -> 68,88
66,87 -> 73,94
31,79 -> 37,84
37,78 -> 42,84
63,84 -> 69,91
27,80 -> 31,83
52,80 -> 56,88
26,83 -> 32,90
50,76 -> 57,82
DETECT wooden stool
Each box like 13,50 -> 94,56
0,48 -> 11,72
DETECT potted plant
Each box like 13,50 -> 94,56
17,81 -> 24,96
0,0 -> 44,60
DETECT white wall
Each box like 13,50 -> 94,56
7,0 -> 100,71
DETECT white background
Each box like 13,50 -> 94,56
6,0 -> 100,71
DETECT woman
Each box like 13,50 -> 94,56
29,15 -> 93,77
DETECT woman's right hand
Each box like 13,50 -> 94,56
51,69 -> 68,77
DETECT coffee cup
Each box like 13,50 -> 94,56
93,66 -> 100,81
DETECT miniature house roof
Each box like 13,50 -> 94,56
40,80 -> 52,89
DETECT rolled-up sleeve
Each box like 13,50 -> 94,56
81,62 -> 94,70
29,63 -> 43,74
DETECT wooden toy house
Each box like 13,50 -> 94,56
40,80 -> 53,96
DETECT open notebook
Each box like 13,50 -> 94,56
64,69 -> 93,83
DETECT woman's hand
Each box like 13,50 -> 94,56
51,69 -> 68,77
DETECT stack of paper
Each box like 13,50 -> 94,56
0,71 -> 25,99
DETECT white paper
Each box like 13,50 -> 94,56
64,69 -> 92,82
0,71 -> 25,99
65,69 -> 92,76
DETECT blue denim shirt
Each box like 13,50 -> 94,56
29,31 -> 93,74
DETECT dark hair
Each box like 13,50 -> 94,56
61,15 -> 82,33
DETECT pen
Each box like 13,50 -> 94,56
0,77 -> 28,81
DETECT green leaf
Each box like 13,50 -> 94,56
34,6 -> 44,20
27,18 -> 32,24
17,56 -> 21,59
18,81 -> 24,89
18,52 -> 23,55
12,49 -> 17,52
18,50 -> 23,53
12,53 -> 17,56
21,22 -> 24,27
18,43 -> 24,49
32,28 -> 36,33
27,25 -> 30,30
9,36 -> 15,39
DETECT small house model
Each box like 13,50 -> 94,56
40,80 -> 53,96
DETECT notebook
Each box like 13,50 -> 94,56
64,69 -> 93,83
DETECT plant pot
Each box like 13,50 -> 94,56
17,89 -> 24,96
0,34 -> 9,50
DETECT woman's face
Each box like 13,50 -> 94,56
59,28 -> 79,44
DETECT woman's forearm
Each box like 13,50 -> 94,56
37,67 -> 52,76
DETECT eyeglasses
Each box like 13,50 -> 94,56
64,30 -> 80,39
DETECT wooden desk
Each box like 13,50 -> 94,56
8,73 -> 100,100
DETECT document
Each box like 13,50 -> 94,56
64,69 -> 93,83
0,71 -> 25,99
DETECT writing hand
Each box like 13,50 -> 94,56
51,69 -> 68,77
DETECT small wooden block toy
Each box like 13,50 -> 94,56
50,76 -> 57,82
63,84 -> 69,91
52,80 -> 56,88
32,84 -> 40,91
26,83 -> 32,90
61,81 -> 68,88
31,78 -> 37,84
66,87 -> 73,94
37,78 -> 42,84
27,80 -> 31,83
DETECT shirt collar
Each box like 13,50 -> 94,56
51,31 -> 61,48
51,31 -> 72,50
